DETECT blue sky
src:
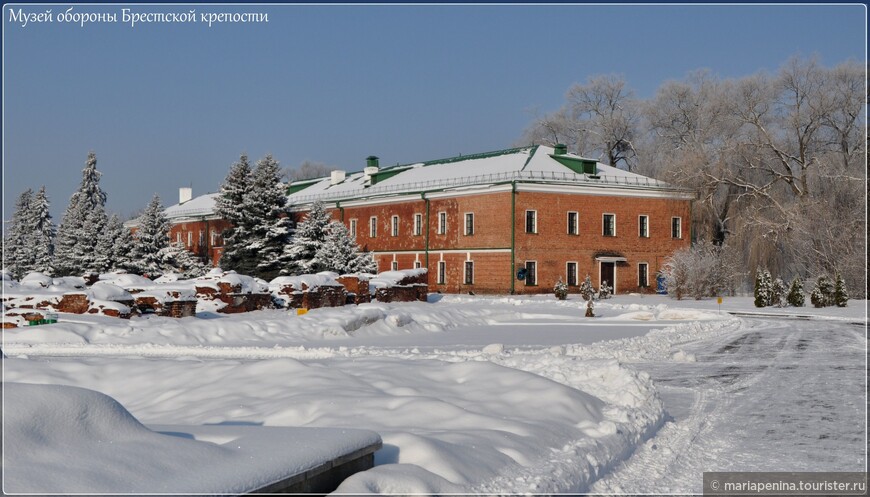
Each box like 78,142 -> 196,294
3,4 -> 865,222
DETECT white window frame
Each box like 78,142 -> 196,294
567,211 -> 579,235
638,262 -> 649,288
176,232 -> 182,244
187,231 -> 193,247
566,261 -> 578,286
464,260 -> 474,285
210,230 -> 218,246
438,211 -> 447,235
391,261 -> 398,271
464,212 -> 474,236
437,261 -> 446,284
525,210 -> 537,234
370,216 -> 377,238
603,213 -> 616,237
639,215 -> 649,238
525,260 -> 537,286
391,215 -> 399,237
349,218 -> 358,239
414,213 -> 423,236
672,217 -> 682,239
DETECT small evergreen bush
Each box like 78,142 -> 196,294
786,277 -> 805,307
754,268 -> 772,308
834,273 -> 849,307
554,278 -> 569,301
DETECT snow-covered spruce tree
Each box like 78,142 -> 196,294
554,278 -> 568,300
833,273 -> 849,307
312,221 -> 376,274
53,152 -> 109,276
579,274 -> 595,317
94,214 -> 134,273
754,268 -> 773,308
131,194 -> 170,277
3,188 -> 34,279
29,186 -> 56,275
245,154 -> 293,280
215,154 -> 254,273
771,277 -> 787,308
158,242 -> 208,279
284,200 -> 331,275
786,277 -> 805,307
810,274 -> 834,308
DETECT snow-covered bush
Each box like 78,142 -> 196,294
810,274 -> 835,308
770,277 -> 787,308
786,277 -> 805,307
598,280 -> 611,300
579,275 -> 595,317
553,278 -> 568,300
660,240 -> 741,300
834,273 -> 848,307
753,267 -> 772,308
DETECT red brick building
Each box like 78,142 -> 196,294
158,145 -> 693,294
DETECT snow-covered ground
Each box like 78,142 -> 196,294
2,294 -> 866,493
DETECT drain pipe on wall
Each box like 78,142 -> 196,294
510,181 -> 517,295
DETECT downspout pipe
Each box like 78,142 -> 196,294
423,193 -> 430,269
510,181 -> 517,295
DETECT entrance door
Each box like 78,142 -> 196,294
600,262 -> 615,292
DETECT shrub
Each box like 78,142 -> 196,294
834,273 -> 849,307
786,277 -> 805,307
579,275 -> 595,317
810,274 -> 834,308
754,268 -> 772,308
554,278 -> 568,301
598,280 -> 612,300
771,278 -> 787,308
660,240 -> 741,300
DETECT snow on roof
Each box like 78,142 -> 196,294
156,146 -> 678,218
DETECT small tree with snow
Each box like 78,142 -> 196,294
810,274 -> 834,308
598,280 -> 612,300
131,194 -> 170,277
833,273 -> 849,307
770,278 -> 787,308
158,242 -> 208,279
579,274 -> 595,317
786,277 -> 805,307
554,278 -> 568,300
754,268 -> 772,308
284,200 -> 331,275
313,221 -> 376,274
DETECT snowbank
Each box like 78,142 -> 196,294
4,382 -> 380,494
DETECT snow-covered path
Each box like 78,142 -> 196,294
592,318 -> 867,494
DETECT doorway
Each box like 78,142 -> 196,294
600,262 -> 615,292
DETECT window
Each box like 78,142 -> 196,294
349,219 -> 358,239
414,260 -> 422,269
603,214 -> 616,237
525,261 -> 537,286
199,231 -> 205,247
438,212 -> 447,234
187,231 -> 192,247
176,232 -> 182,244
525,210 -> 537,233
437,261 -> 446,284
391,261 -> 398,271
567,262 -> 578,286
567,212 -> 579,235
391,215 -> 399,237
211,230 -> 218,246
672,217 -> 682,239
464,261 -> 474,285
414,213 -> 423,236
638,263 -> 649,288
464,213 -> 474,236
370,217 -> 377,238
639,215 -> 649,238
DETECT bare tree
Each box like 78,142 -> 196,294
284,160 -> 333,182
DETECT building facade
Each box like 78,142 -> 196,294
159,145 -> 693,295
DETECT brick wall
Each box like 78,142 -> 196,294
167,218 -> 233,266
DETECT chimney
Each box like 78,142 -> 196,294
330,170 -> 346,186
363,156 -> 380,186
179,187 -> 192,204
554,143 -> 568,155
